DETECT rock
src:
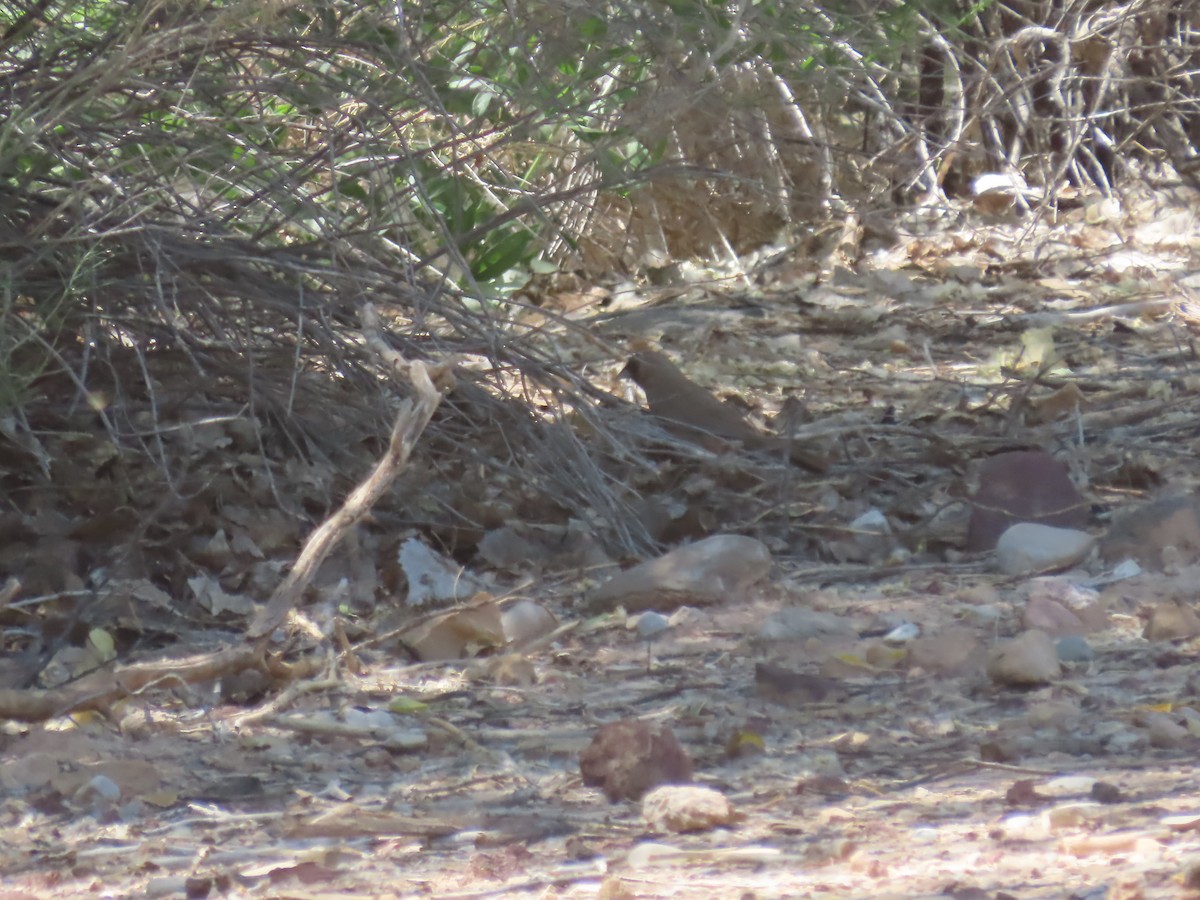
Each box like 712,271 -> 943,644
1022,595 -> 1086,636
587,534 -> 771,614
986,629 -> 1061,686
995,523 -> 1094,575
1142,711 -> 1191,749
1024,578 -> 1108,634
829,508 -> 895,563
579,719 -> 693,802
966,451 -> 1088,552
633,610 -> 671,640
1055,635 -> 1094,663
1143,599 -> 1200,641
1101,495 -> 1200,569
1090,782 -> 1122,804
758,606 -> 857,642
642,785 -> 738,833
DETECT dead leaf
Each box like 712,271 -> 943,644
1028,382 -> 1087,423
400,600 -> 505,661
399,538 -> 484,607
188,573 -> 255,616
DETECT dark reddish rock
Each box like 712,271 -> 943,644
579,719 -> 692,802
966,451 -> 1087,552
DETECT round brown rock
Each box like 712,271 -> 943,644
579,719 -> 693,802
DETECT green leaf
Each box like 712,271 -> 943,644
337,175 -> 368,201
471,89 -> 496,117
388,695 -> 430,715
579,16 -> 607,41
472,229 -> 534,282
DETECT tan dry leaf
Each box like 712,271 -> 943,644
130,579 -> 174,609
229,528 -> 265,559
401,600 -> 505,661
1028,382 -> 1087,424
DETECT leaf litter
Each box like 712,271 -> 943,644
5,197 -> 1200,897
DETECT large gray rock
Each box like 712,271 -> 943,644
995,523 -> 1094,575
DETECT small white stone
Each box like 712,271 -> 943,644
635,611 -> 671,640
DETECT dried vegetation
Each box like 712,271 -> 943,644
2,0 -> 1200,893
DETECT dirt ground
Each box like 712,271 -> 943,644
4,185 -> 1200,899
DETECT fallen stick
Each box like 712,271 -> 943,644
247,355 -> 445,640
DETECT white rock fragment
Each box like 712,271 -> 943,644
399,538 -> 484,606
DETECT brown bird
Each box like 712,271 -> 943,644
621,346 -> 830,473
